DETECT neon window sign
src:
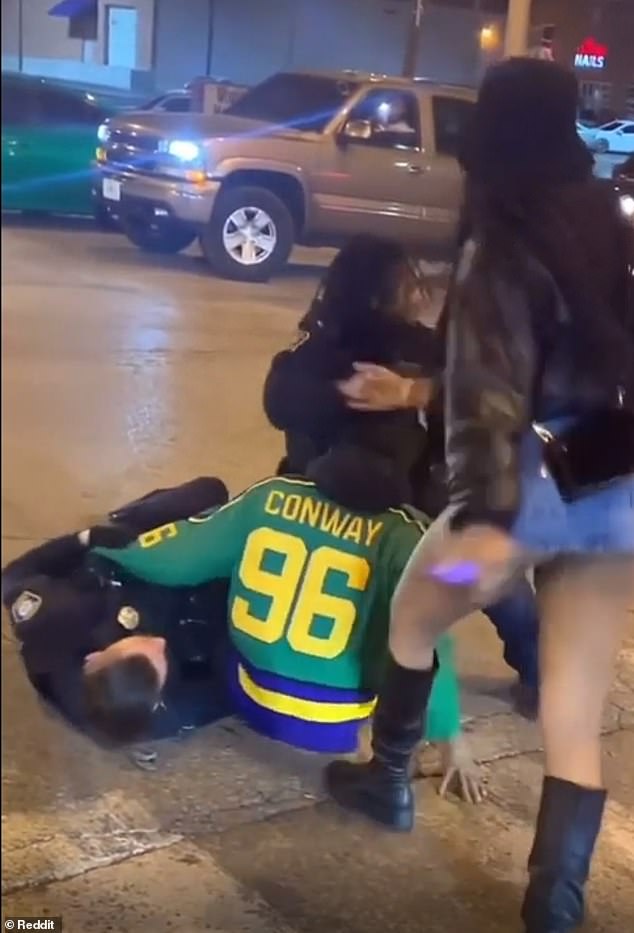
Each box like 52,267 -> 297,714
574,37 -> 608,70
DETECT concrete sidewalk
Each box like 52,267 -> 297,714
3,606 -> 633,932
2,222 -> 633,933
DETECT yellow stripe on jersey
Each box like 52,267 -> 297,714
238,663 -> 376,724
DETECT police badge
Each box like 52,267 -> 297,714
117,605 -> 140,630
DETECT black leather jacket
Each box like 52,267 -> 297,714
445,238 -> 634,531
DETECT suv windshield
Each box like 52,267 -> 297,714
227,73 -> 359,131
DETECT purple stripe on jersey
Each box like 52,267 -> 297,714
227,660 -> 365,754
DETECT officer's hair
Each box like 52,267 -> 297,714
316,234 -> 415,340
83,654 -> 161,745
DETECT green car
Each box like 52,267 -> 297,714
1,72 -> 139,220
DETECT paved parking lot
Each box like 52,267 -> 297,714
2,219 -> 633,933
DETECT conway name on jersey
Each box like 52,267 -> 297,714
95,476 -> 459,752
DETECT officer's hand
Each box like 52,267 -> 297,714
80,525 -> 137,549
438,736 -> 487,805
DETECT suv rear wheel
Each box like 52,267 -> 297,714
121,214 -> 197,254
201,186 -> 294,282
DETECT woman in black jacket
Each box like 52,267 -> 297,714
264,234 -> 438,486
325,59 -> 634,933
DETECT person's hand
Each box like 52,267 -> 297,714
438,736 -> 486,805
337,363 -> 431,411
428,523 -> 520,601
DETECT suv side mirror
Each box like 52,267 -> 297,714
341,119 -> 373,142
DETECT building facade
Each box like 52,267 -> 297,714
2,0 -> 510,93
531,0 -> 634,119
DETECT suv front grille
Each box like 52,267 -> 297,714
105,127 -> 162,172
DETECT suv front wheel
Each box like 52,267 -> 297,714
201,186 -> 294,282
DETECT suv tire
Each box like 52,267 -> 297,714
121,215 -> 197,254
201,186 -> 294,282
94,201 -> 118,231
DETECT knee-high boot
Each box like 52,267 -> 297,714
522,776 -> 606,933
324,654 -> 438,832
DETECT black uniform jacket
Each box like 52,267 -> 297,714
3,491 -> 231,739
263,305 -> 445,512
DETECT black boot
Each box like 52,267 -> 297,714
324,654 -> 438,832
522,777 -> 606,933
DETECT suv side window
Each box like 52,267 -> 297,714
346,89 -> 421,150
160,95 -> 191,113
34,87 -> 104,125
432,96 -> 474,159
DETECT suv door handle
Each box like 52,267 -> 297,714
406,163 -> 423,174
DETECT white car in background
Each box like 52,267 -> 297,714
591,120 -> 634,154
576,121 -> 597,148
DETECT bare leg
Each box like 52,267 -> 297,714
389,514 -> 482,670
522,555 -> 634,933
537,555 -> 633,787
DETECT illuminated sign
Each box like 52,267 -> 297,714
574,37 -> 608,70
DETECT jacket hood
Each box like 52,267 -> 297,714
306,444 -> 411,513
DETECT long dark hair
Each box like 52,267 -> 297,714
307,235 -> 418,354
461,176 -> 634,389
448,57 -> 634,390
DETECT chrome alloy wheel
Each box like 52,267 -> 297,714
221,206 -> 277,265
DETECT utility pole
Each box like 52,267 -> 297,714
18,0 -> 24,72
402,0 -> 424,78
504,0 -> 532,57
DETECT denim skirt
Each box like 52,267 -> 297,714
510,419 -> 634,555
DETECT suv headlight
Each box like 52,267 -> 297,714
166,140 -> 201,162
97,123 -> 110,143
619,194 -> 634,220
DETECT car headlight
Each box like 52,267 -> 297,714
619,194 -> 634,220
166,140 -> 201,162
97,123 -> 110,143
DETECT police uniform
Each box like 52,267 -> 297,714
2,483 -> 231,740
95,475 -> 462,754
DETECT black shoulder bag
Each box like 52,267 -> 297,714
532,276 -> 634,503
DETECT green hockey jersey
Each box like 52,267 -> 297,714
96,476 -> 460,752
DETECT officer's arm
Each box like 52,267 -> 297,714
93,499 -> 246,587
263,328 -> 348,434
2,534 -> 85,606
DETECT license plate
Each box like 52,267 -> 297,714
102,178 -> 121,202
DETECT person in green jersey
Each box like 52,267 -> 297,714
93,444 -> 485,804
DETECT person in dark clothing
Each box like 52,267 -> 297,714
263,234 -> 540,715
265,234 -> 438,487
2,477 -> 232,745
324,59 -> 634,933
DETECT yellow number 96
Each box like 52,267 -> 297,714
232,528 -> 370,660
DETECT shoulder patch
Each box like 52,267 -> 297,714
11,590 -> 42,625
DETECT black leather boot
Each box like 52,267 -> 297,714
324,654 -> 438,832
522,776 -> 606,933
